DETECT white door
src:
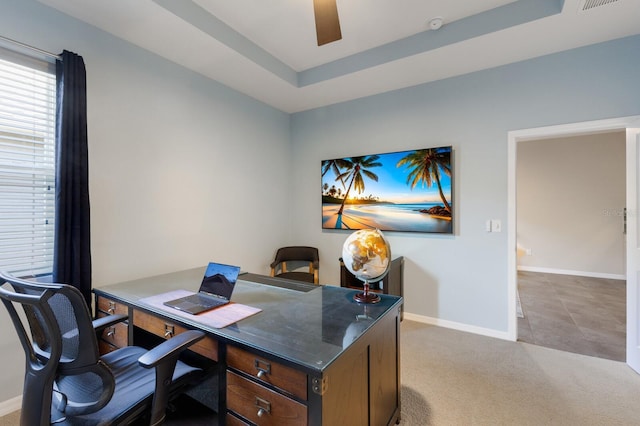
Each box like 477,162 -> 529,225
626,128 -> 640,373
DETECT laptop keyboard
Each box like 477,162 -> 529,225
193,294 -> 225,307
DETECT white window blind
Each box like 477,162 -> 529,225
0,50 -> 56,277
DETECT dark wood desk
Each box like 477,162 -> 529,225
94,269 -> 402,426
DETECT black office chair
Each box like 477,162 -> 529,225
270,246 -> 319,284
0,272 -> 205,426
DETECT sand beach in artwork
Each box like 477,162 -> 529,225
322,203 -> 452,233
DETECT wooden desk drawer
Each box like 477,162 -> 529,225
98,320 -> 128,348
226,413 -> 251,426
227,371 -> 307,426
96,296 -> 128,316
98,340 -> 119,355
133,309 -> 218,361
227,345 -> 307,401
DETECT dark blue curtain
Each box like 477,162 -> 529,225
53,50 -> 92,306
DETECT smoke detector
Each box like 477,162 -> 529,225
428,17 -> 444,31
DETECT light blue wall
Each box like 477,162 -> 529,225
0,0 -> 291,403
291,34 -> 640,333
2,0 -> 640,408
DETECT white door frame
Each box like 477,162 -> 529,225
507,116 -> 640,347
625,127 -> 640,371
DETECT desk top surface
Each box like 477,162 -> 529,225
94,268 -> 402,373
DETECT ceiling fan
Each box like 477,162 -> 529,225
313,0 -> 342,46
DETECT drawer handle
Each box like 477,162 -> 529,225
164,324 -> 174,338
106,327 -> 115,338
254,358 -> 271,379
108,301 -> 116,314
255,396 -> 271,417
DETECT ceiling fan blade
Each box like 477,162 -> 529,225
313,0 -> 342,46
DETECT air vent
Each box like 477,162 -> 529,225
578,0 -> 620,12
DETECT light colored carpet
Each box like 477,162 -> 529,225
4,320 -> 640,425
0,410 -> 18,426
399,320 -> 640,425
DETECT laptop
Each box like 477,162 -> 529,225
164,262 -> 241,314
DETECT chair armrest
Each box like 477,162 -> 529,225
138,330 -> 205,368
137,330 -> 206,425
92,314 -> 128,333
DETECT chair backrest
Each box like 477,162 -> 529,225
270,246 -> 319,284
0,272 -> 114,425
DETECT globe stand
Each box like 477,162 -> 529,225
354,280 -> 381,304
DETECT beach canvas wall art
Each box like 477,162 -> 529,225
321,146 -> 453,233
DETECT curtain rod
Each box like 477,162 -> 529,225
0,35 -> 61,60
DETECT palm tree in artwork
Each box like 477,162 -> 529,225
396,148 -> 452,213
322,158 -> 351,189
335,155 -> 382,215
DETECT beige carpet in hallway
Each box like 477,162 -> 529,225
3,320 -> 640,425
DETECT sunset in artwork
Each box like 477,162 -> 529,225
321,146 -> 453,233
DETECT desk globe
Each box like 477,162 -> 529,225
341,229 -> 391,303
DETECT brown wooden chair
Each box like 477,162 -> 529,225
270,246 -> 319,284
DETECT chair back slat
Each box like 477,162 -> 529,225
270,246 -> 320,284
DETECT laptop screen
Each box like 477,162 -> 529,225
199,262 -> 241,299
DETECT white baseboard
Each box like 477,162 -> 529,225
517,265 -> 625,281
0,395 -> 21,417
403,312 -> 511,341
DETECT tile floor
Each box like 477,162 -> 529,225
517,271 -> 626,361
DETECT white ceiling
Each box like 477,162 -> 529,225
38,0 -> 640,113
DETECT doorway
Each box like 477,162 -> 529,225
515,132 -> 626,360
507,116 -> 640,372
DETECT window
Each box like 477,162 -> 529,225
0,49 -> 56,277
